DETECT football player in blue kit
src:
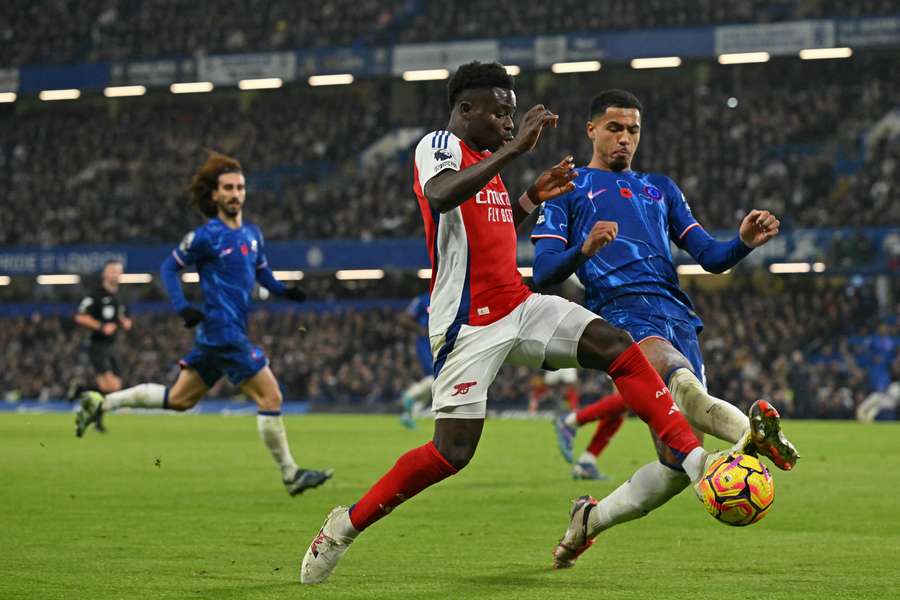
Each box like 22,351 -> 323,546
399,292 -> 433,429
530,90 -> 800,567
75,152 -> 333,496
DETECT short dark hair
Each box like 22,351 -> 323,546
447,61 -> 513,109
589,89 -> 643,120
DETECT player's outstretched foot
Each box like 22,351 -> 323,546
552,495 -> 598,569
285,468 -> 335,496
399,413 -> 416,430
743,400 -> 799,471
301,506 -> 355,584
74,391 -> 104,438
572,461 -> 609,481
553,415 -> 576,464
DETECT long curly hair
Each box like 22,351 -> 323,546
186,151 -> 242,218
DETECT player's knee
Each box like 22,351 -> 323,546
433,436 -> 477,471
439,445 -> 475,471
167,391 -> 199,412
578,320 -> 634,370
256,390 -> 283,412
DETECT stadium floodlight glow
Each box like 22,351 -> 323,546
103,85 -> 146,98
0,92 -> 16,103
170,81 -> 214,94
417,269 -> 432,279
181,272 -> 200,283
239,77 -> 284,90
717,52 -> 770,65
551,61 -> 602,74
630,56 -> 682,69
769,262 -> 812,274
39,88 -> 81,101
402,69 -> 450,82
307,74 -> 354,87
676,265 -> 731,275
273,270 -> 304,280
118,273 -> 153,284
335,269 -> 385,280
36,274 -> 81,285
505,65 -> 521,76
0,276 -> 10,286
813,262 -> 826,272
799,47 -> 853,60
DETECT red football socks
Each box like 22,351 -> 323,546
576,393 -> 628,425
349,441 -> 458,531
586,412 -> 626,456
607,343 -> 700,457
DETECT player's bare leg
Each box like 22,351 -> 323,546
75,368 -> 205,437
301,417 -> 478,583
241,366 -> 333,495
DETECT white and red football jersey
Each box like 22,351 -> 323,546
413,130 -> 531,338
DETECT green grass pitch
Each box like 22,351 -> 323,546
1,413 -> 898,599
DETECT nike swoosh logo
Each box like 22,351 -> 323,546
587,188 -> 607,200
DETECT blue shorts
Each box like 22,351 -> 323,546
602,309 -> 706,387
179,340 -> 269,387
416,336 -> 434,377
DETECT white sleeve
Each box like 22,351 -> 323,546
414,130 -> 463,189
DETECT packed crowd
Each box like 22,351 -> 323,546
3,0 -> 897,67
398,0 -> 898,45
1,53 -> 896,245
2,277 -> 896,420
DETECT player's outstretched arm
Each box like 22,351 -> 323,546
679,210 -> 779,274
513,155 -> 577,229
425,105 -> 560,214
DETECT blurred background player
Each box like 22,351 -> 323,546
399,292 -> 432,429
75,151 -> 333,497
530,89 -> 799,568
72,259 -> 133,433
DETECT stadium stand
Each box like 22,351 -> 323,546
0,53 -> 896,244
2,0 -> 897,66
2,277 -> 896,418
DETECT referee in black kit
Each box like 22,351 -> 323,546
73,260 -> 132,432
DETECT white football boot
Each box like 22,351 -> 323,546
300,506 -> 356,584
552,495 -> 598,569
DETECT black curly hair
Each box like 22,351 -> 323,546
447,61 -> 514,110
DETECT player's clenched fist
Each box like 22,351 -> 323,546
581,221 -> 618,256
507,104 -> 559,156
739,209 -> 780,248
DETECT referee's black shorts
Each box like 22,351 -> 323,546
88,343 -> 120,376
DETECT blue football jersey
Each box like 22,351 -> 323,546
531,167 -> 702,326
406,293 -> 433,376
172,218 -> 268,346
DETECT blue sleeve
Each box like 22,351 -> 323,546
530,196 -> 571,244
532,236 -> 587,289
160,254 -> 190,313
681,228 -> 753,274
664,178 -> 753,273
255,264 -> 287,296
405,295 -> 421,318
163,228 -> 211,313
252,227 -> 287,295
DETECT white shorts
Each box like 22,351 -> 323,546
544,368 -> 579,386
429,294 -> 599,419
